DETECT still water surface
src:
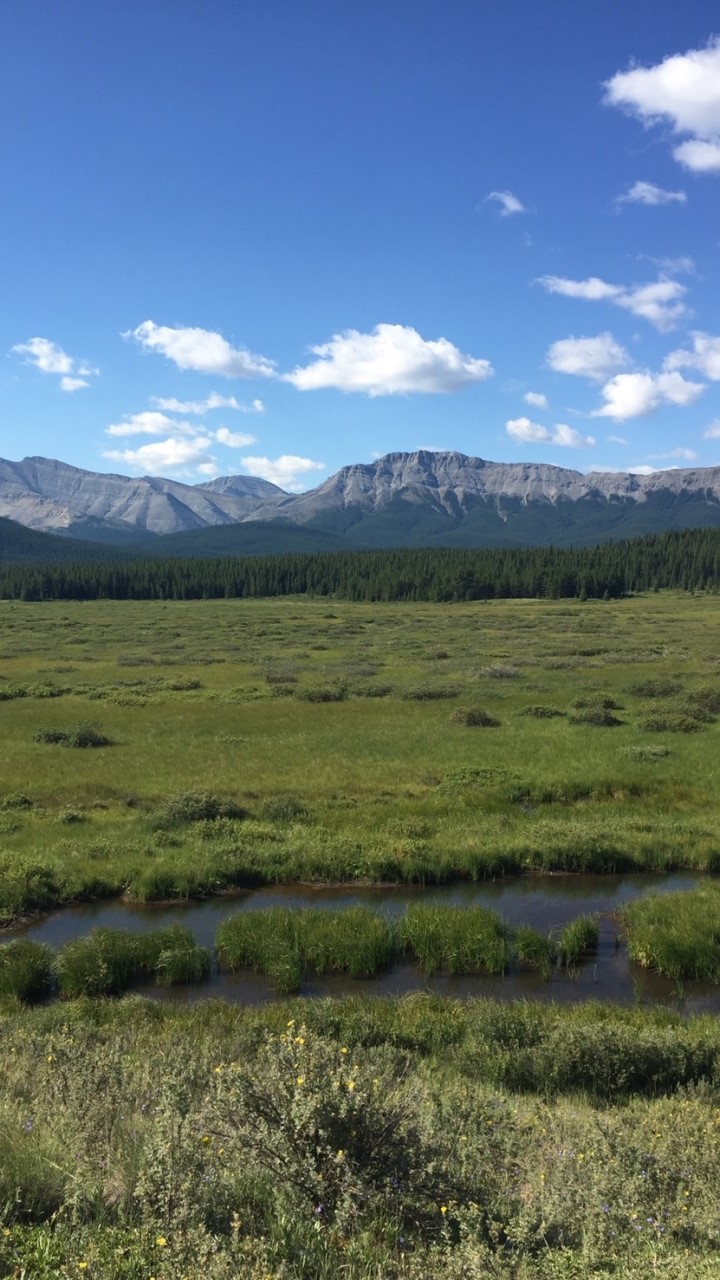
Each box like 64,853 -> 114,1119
5,873 -> 717,1014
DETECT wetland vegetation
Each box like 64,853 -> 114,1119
2,588 -> 720,1275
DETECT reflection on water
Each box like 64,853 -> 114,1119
4,873 -> 718,1014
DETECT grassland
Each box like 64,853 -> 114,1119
1,592 -> 720,925
2,590 -> 720,1276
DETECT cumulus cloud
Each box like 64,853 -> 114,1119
505,417 -> 595,447
537,274 -> 688,331
11,337 -> 97,392
150,393 -> 265,415
124,320 -> 276,379
485,190 -> 527,216
239,454 -> 326,491
592,371 -> 705,420
607,434 -> 629,445
703,420 -> 720,439
213,427 -> 257,448
614,180 -> 687,206
604,39 -> 720,172
665,331 -> 720,380
103,436 -> 217,475
524,391 -> 548,408
284,323 -> 493,395
105,411 -> 192,438
587,464 -> 658,475
546,333 -> 631,382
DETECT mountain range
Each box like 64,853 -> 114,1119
3,451 -> 720,558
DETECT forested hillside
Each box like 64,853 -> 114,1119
1,526 -> 718,602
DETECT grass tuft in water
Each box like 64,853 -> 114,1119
399,904 -> 509,975
623,885 -> 720,981
0,939 -> 54,1002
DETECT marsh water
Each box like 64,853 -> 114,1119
5,872 -> 718,1013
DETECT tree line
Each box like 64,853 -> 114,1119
1,527 -> 719,603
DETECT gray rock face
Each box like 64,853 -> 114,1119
3,450 -> 720,542
242,450 -> 720,524
0,457 -> 285,536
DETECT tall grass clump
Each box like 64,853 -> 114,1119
623,885 -> 720,981
54,929 -> 146,998
399,905 -> 509,974
512,925 -> 556,978
216,907 -> 396,993
556,913 -> 599,967
153,791 -> 246,828
53,925 -> 211,997
0,939 -> 53,1002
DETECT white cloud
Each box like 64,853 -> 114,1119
537,274 -> 688,331
703,420 -> 720,439
105,411 -> 192,438
213,427 -> 257,448
665,331 -> 720,380
539,275 -> 621,302
11,337 -> 97,391
239,454 -> 326,491
485,190 -> 526,217
284,323 -> 493,395
614,180 -> 687,206
673,139 -> 720,172
505,416 -> 595,447
607,434 -> 629,445
604,39 -> 720,173
592,371 -> 705,420
546,332 -> 630,382
524,391 -> 548,408
649,447 -> 698,461
124,320 -> 276,379
150,393 -> 265,415
587,464 -> 658,475
103,435 -> 216,474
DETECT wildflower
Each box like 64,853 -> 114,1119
295,1036 -> 305,1045
336,1149 -> 345,1160
347,1081 -> 356,1091
296,1076 -> 305,1086
340,1046 -> 349,1054
440,1205 -> 448,1215
47,1054 -> 53,1062
155,1236 -> 167,1247
78,1265 -> 88,1272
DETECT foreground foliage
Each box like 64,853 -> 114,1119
0,996 -> 719,1277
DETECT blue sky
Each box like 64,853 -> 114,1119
3,0 -> 720,490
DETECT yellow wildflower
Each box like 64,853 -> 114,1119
347,1080 -> 356,1091
155,1236 -> 167,1247
296,1076 -> 305,1085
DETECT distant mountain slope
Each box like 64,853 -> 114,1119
0,456 -> 286,539
4,450 -> 720,553
0,517 -> 126,564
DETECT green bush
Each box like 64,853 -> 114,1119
33,722 -> 113,748
450,707 -> 501,727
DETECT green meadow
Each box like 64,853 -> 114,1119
1,591 -> 720,923
2,590 -> 720,1276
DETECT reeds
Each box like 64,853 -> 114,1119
399,904 -> 509,975
216,906 -> 397,994
0,939 -> 53,1002
53,925 -> 213,997
623,885 -> 720,981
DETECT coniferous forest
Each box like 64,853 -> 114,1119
1,526 -> 719,602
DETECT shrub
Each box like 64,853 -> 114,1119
450,707 -> 501,727
629,678 -> 683,698
400,684 -> 460,701
639,710 -> 703,733
621,745 -> 671,760
569,709 -> 623,727
296,684 -> 347,702
0,793 -> 33,810
155,791 -> 247,827
520,705 -> 565,718
33,722 -> 113,748
212,1026 -> 443,1234
572,695 -> 622,710
481,664 -> 520,678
